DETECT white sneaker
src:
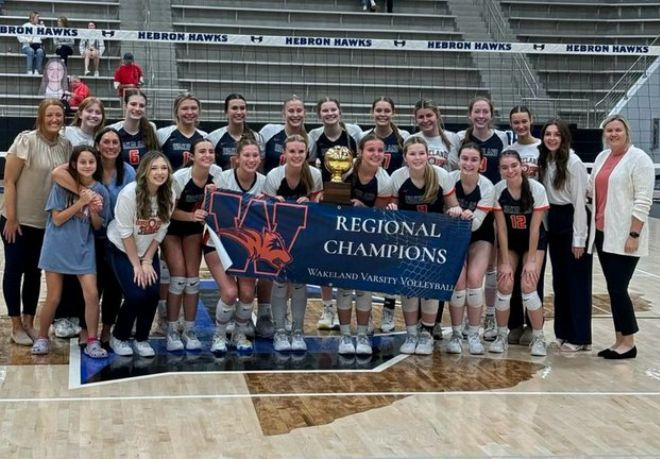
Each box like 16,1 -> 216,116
290,330 -> 307,352
530,334 -> 547,357
317,304 -> 337,330
210,332 -> 228,353
381,307 -> 395,333
331,312 -> 340,330
483,315 -> 497,341
27,70 -> 33,75
355,334 -> 372,355
166,330 -> 184,351
226,320 -> 236,335
415,331 -> 434,355
110,336 -> 134,356
489,332 -> 508,354
338,335 -> 356,355
94,70 -> 99,77
182,329 -> 202,351
399,334 -> 418,354
432,323 -> 444,340
273,330 -> 291,352
467,333 -> 485,355
53,318 -> 77,338
231,328 -> 253,352
446,332 -> 463,354
134,340 -> 155,358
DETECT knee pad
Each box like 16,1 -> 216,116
401,296 -> 418,313
449,289 -> 466,308
494,291 -> 512,311
522,291 -> 542,311
466,288 -> 484,309
160,261 -> 170,284
355,290 -> 372,312
485,270 -> 497,290
336,289 -> 353,311
168,276 -> 186,295
215,299 -> 235,324
184,277 -> 200,295
236,301 -> 253,322
421,298 -> 439,315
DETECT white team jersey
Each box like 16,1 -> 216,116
216,168 -> 266,195
410,130 -> 461,171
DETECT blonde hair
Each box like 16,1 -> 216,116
601,114 -> 632,149
35,98 -> 65,135
283,134 -> 314,194
403,136 -> 439,204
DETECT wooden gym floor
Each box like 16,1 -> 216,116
0,215 -> 659,458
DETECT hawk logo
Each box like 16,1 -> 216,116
207,191 -> 308,276
393,40 -> 406,47
533,44 -> 545,51
251,36 -> 264,43
101,30 -> 115,38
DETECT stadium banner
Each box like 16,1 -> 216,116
0,25 -> 656,55
204,190 -> 471,300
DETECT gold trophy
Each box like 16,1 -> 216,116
321,146 -> 354,205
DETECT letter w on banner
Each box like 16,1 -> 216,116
205,190 -> 471,300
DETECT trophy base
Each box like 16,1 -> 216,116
322,182 -> 353,206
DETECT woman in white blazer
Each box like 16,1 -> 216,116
587,115 -> 655,359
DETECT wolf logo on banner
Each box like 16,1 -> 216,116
206,190 -> 308,277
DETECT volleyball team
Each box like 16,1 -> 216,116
0,89 -> 654,361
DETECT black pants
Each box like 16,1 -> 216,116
547,204 -> 593,345
595,230 -> 639,335
0,217 -> 43,317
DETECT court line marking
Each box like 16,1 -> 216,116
636,269 -> 660,280
1,390 -> 660,404
68,338 -> 81,390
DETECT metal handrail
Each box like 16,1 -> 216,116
474,0 -> 541,99
594,33 -> 660,115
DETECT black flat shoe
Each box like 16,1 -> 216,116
603,346 -> 637,360
597,348 -> 613,357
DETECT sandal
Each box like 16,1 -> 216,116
84,340 -> 109,359
31,338 -> 50,355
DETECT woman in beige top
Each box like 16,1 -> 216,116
0,99 -> 72,346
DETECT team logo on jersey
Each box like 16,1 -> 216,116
136,217 -> 161,235
207,191 -> 308,276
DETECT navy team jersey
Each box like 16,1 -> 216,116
362,128 -> 410,175
493,178 -> 549,250
344,167 -> 393,208
457,129 -> 509,185
390,165 -> 455,213
259,124 -> 289,174
157,126 -> 208,171
108,120 -> 158,167
206,126 -> 264,170
263,165 -> 323,201
308,125 -> 361,182
169,165 -> 223,236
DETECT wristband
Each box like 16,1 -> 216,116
629,231 -> 640,239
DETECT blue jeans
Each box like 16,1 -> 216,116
0,216 -> 44,317
108,243 -> 160,341
21,44 -> 44,73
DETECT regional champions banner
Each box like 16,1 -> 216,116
205,190 -> 471,300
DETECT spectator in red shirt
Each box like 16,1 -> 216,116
68,76 -> 91,110
113,52 -> 144,98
